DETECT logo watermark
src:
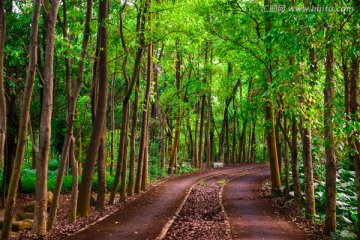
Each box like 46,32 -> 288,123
263,5 -> 354,13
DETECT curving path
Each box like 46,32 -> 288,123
67,164 -> 257,240
222,167 -> 307,240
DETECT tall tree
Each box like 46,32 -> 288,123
109,0 -> 145,203
77,0 -> 108,217
1,0 -> 40,238
168,39 -> 181,174
0,0 -> 5,172
33,0 -> 60,235
324,28 -> 336,235
264,0 -> 281,193
48,0 -> 93,229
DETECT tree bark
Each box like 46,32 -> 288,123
324,35 -> 336,235
348,56 -> 360,240
110,73 -> 115,175
299,118 -> 316,218
168,39 -> 181,174
77,0 -> 108,217
0,0 -> 6,179
194,102 -> 200,167
264,0 -> 281,193
128,77 -> 139,196
47,0 -> 92,229
97,127 -> 107,209
33,0 -> 60,235
68,138 -> 78,224
135,1 -> 151,193
110,1 -> 145,203
291,116 -> 302,208
232,99 -> 237,164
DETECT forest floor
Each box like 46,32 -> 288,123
11,164 -> 331,240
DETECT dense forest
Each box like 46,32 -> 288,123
0,0 -> 359,239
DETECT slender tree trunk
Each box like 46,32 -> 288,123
239,120 -> 247,162
299,118 -> 316,217
135,2 -> 151,193
232,99 -> 237,165
168,39 -> 181,174
110,73 -> 115,175
225,114 -> 230,165
194,102 -> 200,167
47,0 -> 92,229
187,119 -> 193,163
219,106 -> 228,164
291,116 -> 302,208
159,111 -> 166,169
348,55 -> 359,239
0,0 -> 6,191
97,127 -> 107,209
142,136 -> 149,189
119,104 -> 130,200
276,111 -> 282,174
324,35 -> 336,235
68,138 -> 78,224
33,0 -> 60,235
77,0 -> 108,217
283,114 -> 290,196
110,2 -> 145,202
264,0 -> 281,193
128,77 -> 139,196
198,98 -> 206,168
250,117 -> 256,163
28,119 -> 38,169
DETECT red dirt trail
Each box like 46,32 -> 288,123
223,167 -> 307,240
66,165 -> 255,240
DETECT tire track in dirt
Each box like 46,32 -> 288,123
223,167 -> 307,240
161,165 -> 266,240
67,164 -> 259,240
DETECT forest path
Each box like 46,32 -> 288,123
223,167 -> 307,240
67,164 -> 257,240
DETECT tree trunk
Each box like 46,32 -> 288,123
225,113 -> 230,165
299,118 -> 316,218
291,116 -> 302,208
239,120 -> 247,163
324,36 -> 336,235
135,2 -> 151,193
194,102 -> 200,167
110,2 -> 145,203
47,0 -> 92,229
68,139 -> 78,224
0,0 -> 6,174
264,0 -> 281,193
168,39 -> 181,174
97,127 -> 107,209
348,56 -> 359,240
219,106 -> 228,164
33,0 -> 60,235
276,111 -> 282,174
1,3 -> 39,237
110,73 -> 115,175
28,119 -> 38,169
77,0 -> 108,217
250,117 -> 256,163
232,99 -> 237,165
128,77 -> 139,196
283,114 -> 290,196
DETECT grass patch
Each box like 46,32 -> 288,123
218,179 -> 227,185
198,179 -> 206,185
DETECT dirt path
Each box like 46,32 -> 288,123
67,164 -> 256,240
223,167 -> 307,240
